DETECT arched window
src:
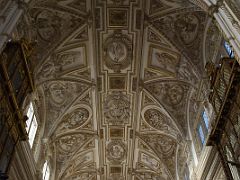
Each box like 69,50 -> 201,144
26,102 -> 38,147
42,161 -> 50,180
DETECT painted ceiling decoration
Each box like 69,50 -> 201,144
15,0 -> 224,179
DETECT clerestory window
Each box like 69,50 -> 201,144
26,102 -> 38,147
198,124 -> 205,144
42,161 -> 50,180
202,110 -> 209,130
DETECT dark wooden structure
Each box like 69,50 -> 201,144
207,58 -> 240,179
0,40 -> 34,179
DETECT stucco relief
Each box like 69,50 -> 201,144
56,106 -> 91,133
174,14 -> 199,45
140,134 -> 177,178
29,5 -> 85,65
35,10 -> 62,42
148,45 -> 180,75
59,151 -> 95,180
107,140 -> 126,163
36,46 -> 86,81
55,133 -> 92,164
145,81 -> 190,135
49,82 -> 70,105
148,83 -> 184,106
43,81 -> 89,127
140,153 -> 161,171
140,134 -> 176,157
37,59 -> 58,80
143,109 -> 168,131
147,29 -> 171,48
65,108 -> 89,127
57,47 -> 86,68
46,81 -> 87,106
177,57 -> 198,84
204,20 -> 222,63
152,11 -> 206,66
103,32 -> 132,72
104,92 -> 130,124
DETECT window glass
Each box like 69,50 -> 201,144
26,102 -> 38,147
26,102 -> 34,132
42,161 -> 50,180
224,41 -> 234,58
198,125 -> 205,144
202,111 -> 209,130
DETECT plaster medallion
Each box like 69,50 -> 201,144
103,32 -> 132,72
107,140 -> 126,163
144,109 -> 168,131
63,108 -> 89,129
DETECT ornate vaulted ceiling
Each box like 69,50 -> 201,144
17,0 -> 223,179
